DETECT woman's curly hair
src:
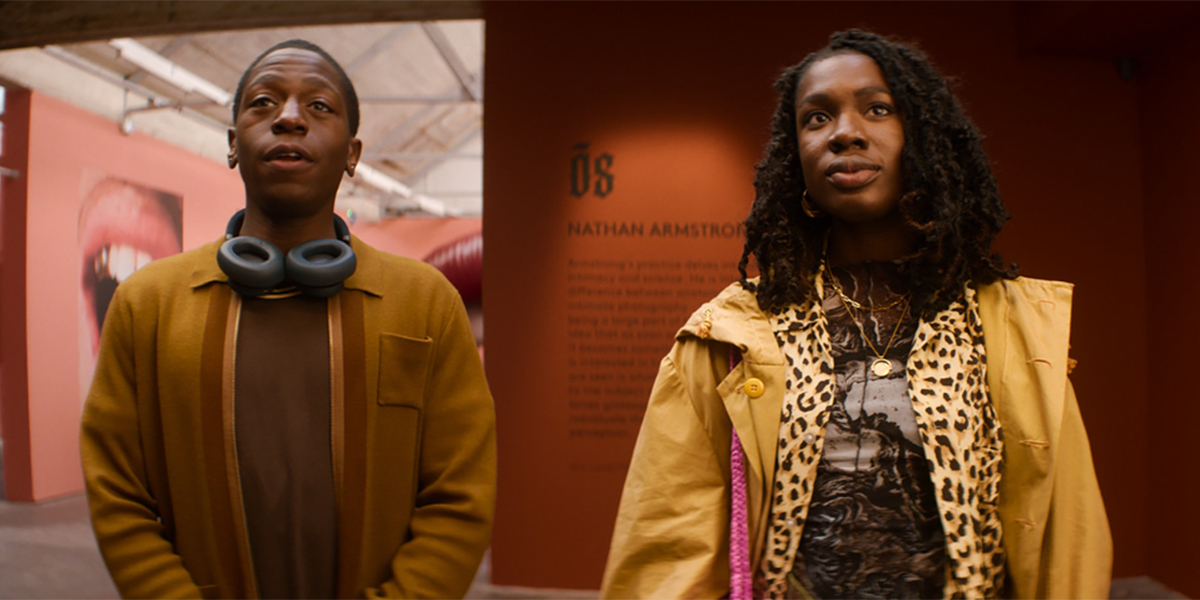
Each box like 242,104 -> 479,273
738,29 -> 1017,317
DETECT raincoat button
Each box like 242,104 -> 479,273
744,378 -> 765,398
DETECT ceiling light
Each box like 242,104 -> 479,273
108,38 -> 232,106
355,163 -> 458,217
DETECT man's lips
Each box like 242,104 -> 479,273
263,145 -> 313,168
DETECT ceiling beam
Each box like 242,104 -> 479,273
363,103 -> 443,156
0,1 -> 482,51
343,24 -> 414,75
403,127 -> 481,186
40,44 -> 230,130
419,22 -> 481,102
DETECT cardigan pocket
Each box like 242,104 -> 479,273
378,333 -> 433,408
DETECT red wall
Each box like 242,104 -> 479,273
1138,35 -> 1200,600
1,88 -> 33,500
485,1 -> 1149,589
0,90 -> 244,501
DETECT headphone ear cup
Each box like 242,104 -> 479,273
218,236 -> 286,296
286,239 -> 357,296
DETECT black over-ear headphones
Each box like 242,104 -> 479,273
217,209 -> 357,298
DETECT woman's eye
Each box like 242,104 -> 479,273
868,104 -> 894,116
803,112 -> 830,126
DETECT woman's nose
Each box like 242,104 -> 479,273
828,114 -> 867,152
271,98 -> 307,134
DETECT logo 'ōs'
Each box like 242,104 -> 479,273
570,142 -> 614,198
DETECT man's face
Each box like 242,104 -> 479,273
228,48 -> 362,219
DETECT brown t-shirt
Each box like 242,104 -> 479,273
234,294 -> 337,599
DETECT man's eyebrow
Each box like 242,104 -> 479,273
246,73 -> 339,94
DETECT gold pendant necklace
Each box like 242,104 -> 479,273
871,357 -> 893,378
827,270 -> 909,313
829,273 -> 912,378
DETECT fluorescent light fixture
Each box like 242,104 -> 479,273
355,163 -> 458,217
109,38 -> 233,106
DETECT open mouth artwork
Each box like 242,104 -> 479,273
79,176 -> 183,358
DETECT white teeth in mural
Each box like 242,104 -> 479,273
94,244 -> 154,282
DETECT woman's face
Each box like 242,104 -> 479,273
795,52 -> 905,224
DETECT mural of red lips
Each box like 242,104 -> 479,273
78,176 -> 183,359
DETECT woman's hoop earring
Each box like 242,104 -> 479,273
801,190 -> 824,218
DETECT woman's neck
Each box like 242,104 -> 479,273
825,219 -> 918,267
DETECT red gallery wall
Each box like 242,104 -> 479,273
0,90 -> 244,501
484,1 -> 1150,590
1137,34 -> 1200,600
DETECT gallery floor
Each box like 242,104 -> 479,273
0,452 -> 1186,599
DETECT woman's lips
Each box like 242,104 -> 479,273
825,156 -> 882,190
828,169 -> 880,190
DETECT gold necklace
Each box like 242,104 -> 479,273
835,290 -> 912,378
826,267 -> 910,313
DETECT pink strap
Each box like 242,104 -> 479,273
729,348 -> 753,600
730,429 -> 752,599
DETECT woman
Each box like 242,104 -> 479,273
600,30 -> 1111,600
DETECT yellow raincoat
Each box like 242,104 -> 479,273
601,277 -> 1111,599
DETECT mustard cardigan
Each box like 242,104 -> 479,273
601,277 -> 1112,599
81,237 -> 496,599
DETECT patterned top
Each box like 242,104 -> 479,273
756,264 -> 1005,600
783,262 -> 945,599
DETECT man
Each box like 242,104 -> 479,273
81,40 -> 496,599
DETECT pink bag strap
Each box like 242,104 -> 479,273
729,347 -> 753,600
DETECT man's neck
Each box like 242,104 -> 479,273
237,205 -> 338,255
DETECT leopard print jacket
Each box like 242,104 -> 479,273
757,279 -> 1005,599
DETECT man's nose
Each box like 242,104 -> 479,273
271,97 -> 307,134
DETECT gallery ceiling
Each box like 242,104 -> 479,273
0,18 -> 483,218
